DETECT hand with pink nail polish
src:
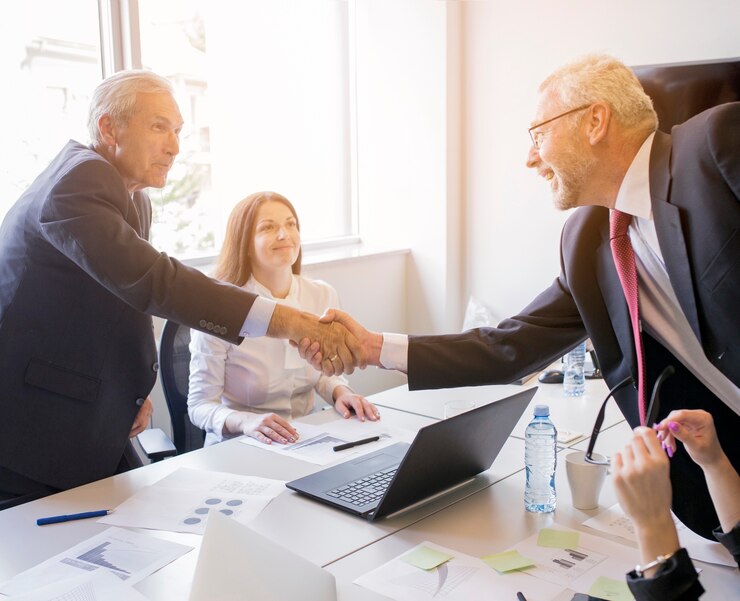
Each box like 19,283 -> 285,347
658,409 -> 724,469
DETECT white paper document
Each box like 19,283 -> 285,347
0,527 -> 191,597
583,503 -> 736,567
5,570 -> 149,601
99,467 -> 284,535
355,530 -> 638,601
355,541 -> 558,601
240,420 -> 415,465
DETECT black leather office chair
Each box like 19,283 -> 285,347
138,320 -> 205,461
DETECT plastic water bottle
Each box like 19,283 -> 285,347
524,404 -> 557,513
563,341 -> 586,397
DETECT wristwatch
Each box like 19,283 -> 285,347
634,550 -> 676,577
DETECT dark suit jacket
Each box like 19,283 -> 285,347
0,141 -> 259,490
408,103 -> 740,538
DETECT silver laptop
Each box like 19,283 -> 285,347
286,387 -> 536,520
189,510 -> 337,601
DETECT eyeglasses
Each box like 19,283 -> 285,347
584,365 -> 676,465
528,104 -> 591,149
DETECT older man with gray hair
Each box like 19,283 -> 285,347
0,70 -> 363,507
307,54 -> 740,541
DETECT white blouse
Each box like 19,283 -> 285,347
187,275 -> 349,446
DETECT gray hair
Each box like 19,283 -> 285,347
540,54 -> 658,135
87,70 -> 174,145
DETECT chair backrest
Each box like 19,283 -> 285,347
159,320 -> 205,454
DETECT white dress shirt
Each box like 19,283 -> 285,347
380,133 -> 739,415
614,134 -> 739,415
188,275 -> 350,446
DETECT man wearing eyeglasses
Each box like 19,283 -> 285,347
302,54 -> 739,540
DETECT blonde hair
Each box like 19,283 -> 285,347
88,70 -> 174,145
215,192 -> 302,287
540,54 -> 658,135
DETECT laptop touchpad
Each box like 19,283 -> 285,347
354,452 -> 396,471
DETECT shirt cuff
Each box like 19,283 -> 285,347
240,296 -> 276,337
380,332 -> 409,372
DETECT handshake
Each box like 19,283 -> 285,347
270,305 -> 383,376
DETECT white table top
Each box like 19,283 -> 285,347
0,403 -> 526,600
371,377 -> 623,447
2,381 -> 734,601
328,420 -> 739,600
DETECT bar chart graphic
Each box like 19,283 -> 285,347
75,539 -> 159,575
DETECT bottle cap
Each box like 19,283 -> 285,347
533,404 -> 550,417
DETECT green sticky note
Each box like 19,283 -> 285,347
401,545 -> 454,570
537,528 -> 580,549
587,576 -> 633,601
482,549 -> 535,573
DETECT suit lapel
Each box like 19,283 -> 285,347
649,131 -> 702,342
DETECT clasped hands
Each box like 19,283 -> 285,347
290,308 -> 382,376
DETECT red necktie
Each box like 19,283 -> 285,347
610,210 -> 647,425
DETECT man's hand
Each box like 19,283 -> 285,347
129,396 -> 154,438
296,308 -> 383,373
267,305 -> 364,375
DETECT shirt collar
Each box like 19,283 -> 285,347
246,274 -> 297,302
614,132 -> 655,220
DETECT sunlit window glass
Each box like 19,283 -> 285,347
0,0 -> 101,222
138,0 -> 353,259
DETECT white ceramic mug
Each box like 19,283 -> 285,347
443,400 -> 475,419
565,450 -> 608,510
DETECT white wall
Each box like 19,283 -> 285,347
461,0 -> 740,321
353,0 -> 464,334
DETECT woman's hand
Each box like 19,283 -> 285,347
612,427 -> 680,573
656,409 -> 725,469
612,427 -> 674,531
333,387 -> 380,422
237,412 -> 299,445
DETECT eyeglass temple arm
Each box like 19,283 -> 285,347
585,375 -> 635,459
645,365 -> 676,426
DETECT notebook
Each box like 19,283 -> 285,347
286,387 -> 536,520
189,510 -> 336,601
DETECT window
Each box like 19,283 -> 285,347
0,0 -> 101,220
1,0 -> 356,260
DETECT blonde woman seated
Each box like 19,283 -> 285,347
188,191 -> 379,446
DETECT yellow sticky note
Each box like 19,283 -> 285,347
588,576 -> 633,601
401,545 -> 454,570
482,549 -> 535,573
537,528 -> 580,549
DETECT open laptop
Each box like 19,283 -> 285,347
286,387 -> 536,521
190,510 -> 336,601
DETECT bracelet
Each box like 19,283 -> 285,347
634,550 -> 676,577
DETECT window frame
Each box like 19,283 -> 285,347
97,0 -> 359,262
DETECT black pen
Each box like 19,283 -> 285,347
333,435 -> 380,452
37,509 -> 112,526
516,592 -> 528,601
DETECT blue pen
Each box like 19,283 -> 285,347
37,509 -> 112,526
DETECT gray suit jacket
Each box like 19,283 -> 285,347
0,141 -> 258,489
408,103 -> 740,537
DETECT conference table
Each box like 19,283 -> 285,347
0,379 -> 736,600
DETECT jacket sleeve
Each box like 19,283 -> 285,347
38,158 -> 256,344
713,522 -> 740,567
626,548 -> 705,601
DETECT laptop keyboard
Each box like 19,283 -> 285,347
326,467 -> 398,506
